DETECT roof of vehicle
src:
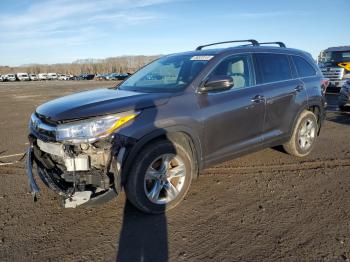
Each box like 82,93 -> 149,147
324,46 -> 350,52
172,46 -> 310,59
165,39 -> 310,59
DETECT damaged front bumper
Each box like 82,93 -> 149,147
26,135 -> 130,208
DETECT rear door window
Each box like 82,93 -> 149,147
292,56 -> 316,77
255,53 -> 292,84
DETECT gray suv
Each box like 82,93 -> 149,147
27,40 -> 327,213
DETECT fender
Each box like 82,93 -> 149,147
289,102 -> 308,139
121,125 -> 203,184
289,101 -> 323,139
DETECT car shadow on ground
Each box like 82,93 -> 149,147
327,109 -> 350,125
115,200 -> 168,262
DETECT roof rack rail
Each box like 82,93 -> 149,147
196,39 -> 259,51
259,42 -> 286,48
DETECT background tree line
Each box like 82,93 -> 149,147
0,55 -> 162,75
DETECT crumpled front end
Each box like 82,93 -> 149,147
26,113 -> 134,208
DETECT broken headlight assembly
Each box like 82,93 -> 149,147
26,110 -> 140,208
56,111 -> 139,143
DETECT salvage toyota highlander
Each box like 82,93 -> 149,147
26,40 -> 327,213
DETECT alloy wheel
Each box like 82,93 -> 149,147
144,153 -> 186,204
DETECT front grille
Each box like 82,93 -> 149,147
321,67 -> 344,81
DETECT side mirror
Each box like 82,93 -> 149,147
198,75 -> 233,93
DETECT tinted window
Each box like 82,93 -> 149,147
208,54 -> 253,89
292,56 -> 316,77
256,53 -> 292,84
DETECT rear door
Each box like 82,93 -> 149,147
254,52 -> 307,141
291,55 -> 323,106
198,53 -> 265,165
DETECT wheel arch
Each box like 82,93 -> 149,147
121,126 -> 202,185
308,104 -> 323,135
290,103 -> 322,139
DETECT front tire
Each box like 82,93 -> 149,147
283,110 -> 318,157
125,139 -> 193,214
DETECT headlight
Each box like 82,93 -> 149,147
56,111 -> 139,143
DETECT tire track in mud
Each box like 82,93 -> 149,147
2,158 -> 350,177
0,164 -> 25,175
204,158 -> 350,176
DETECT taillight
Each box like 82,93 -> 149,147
321,78 -> 329,94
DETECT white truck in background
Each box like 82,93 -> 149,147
38,73 -> 48,80
318,46 -> 350,92
2,74 -> 16,81
29,74 -> 38,81
47,73 -> 58,80
16,73 -> 30,81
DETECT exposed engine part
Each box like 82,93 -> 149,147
37,139 -> 63,157
36,138 -> 110,171
27,133 -> 134,208
80,143 -> 89,150
61,169 -> 108,188
64,155 -> 90,172
64,191 -> 92,208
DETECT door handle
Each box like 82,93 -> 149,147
251,95 -> 265,103
294,85 -> 304,92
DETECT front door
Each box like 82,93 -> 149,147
197,53 -> 265,165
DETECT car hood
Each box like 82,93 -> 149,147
36,88 -> 172,122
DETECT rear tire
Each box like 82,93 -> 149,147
283,110 -> 318,157
125,139 -> 193,214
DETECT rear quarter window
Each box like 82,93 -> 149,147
292,56 -> 316,78
255,53 -> 292,84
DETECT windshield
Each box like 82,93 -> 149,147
118,54 -> 213,92
321,51 -> 350,63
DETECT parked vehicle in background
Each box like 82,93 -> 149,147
47,73 -> 58,80
58,74 -> 70,80
0,75 -> 3,82
85,74 -> 96,80
105,73 -> 131,81
38,73 -> 48,80
318,46 -> 350,92
95,74 -> 108,80
117,73 -> 131,80
338,79 -> 350,111
26,39 -> 327,214
74,73 -> 95,80
16,73 -> 30,81
29,74 -> 38,81
105,73 -> 119,80
2,74 -> 16,81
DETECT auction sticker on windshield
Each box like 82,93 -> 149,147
190,55 -> 214,61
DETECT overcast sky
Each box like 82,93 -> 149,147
0,0 -> 349,66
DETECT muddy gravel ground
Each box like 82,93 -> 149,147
0,81 -> 350,262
